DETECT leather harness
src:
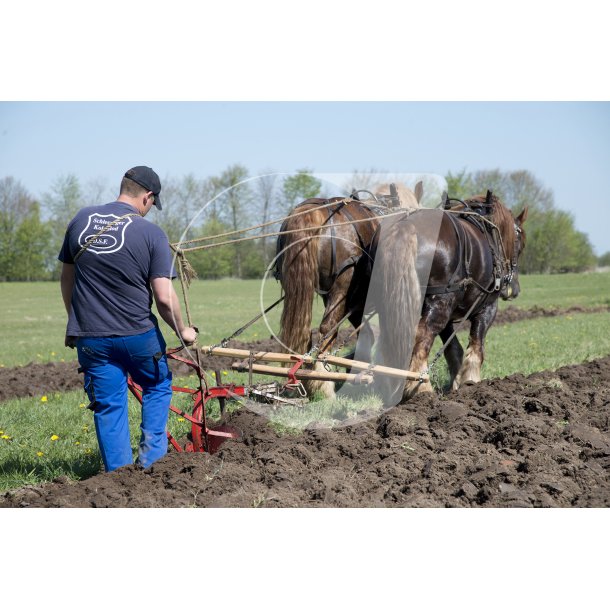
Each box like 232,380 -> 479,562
425,196 -> 512,296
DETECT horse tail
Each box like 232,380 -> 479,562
375,218 -> 421,399
278,210 -> 320,355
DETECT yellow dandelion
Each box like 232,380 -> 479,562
177,417 -> 185,422
60,358 -> 65,362
85,448 -> 92,454
222,371 -> 228,375
79,403 -> 86,408
83,425 -> 89,432
1,434 -> 11,440
51,351 -> 56,356
50,434 -> 59,441
37,451 -> 44,457
74,441 -> 80,446
41,395 -> 48,402
37,353 -> 42,358
0,364 -> 4,368
0,430 -> 3,434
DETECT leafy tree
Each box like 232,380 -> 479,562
598,251 -> 610,267
239,240 -> 266,279
44,174 -> 83,227
11,202 -> 52,280
445,169 -> 595,273
186,217 -> 234,280
281,169 -> 322,210
43,174 -> 85,278
153,173 -> 208,243
0,177 -> 34,280
207,164 -> 252,277
0,177 -> 53,281
253,171 -> 280,268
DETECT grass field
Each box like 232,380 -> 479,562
1,271 -> 609,368
1,271 -> 610,491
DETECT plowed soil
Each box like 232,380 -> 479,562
2,352 -> 609,508
2,305 -> 608,403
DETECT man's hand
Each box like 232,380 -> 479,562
65,334 -> 77,349
179,326 -> 198,346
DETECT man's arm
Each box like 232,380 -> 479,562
151,277 -> 198,344
60,263 -> 75,315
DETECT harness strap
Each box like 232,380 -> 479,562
425,212 -> 471,295
317,199 -> 352,296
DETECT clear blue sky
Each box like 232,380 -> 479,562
1,101 -> 609,254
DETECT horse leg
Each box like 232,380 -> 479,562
305,281 -> 352,400
439,323 -> 464,389
340,309 -> 375,362
453,304 -> 496,389
403,312 -> 449,399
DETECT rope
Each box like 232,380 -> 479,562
170,245 -> 198,287
171,198 -> 353,249
176,208 -> 410,253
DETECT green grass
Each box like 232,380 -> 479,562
498,270 -> 610,311
0,373 -> 222,492
0,279 -> 286,368
428,311 -> 610,390
267,393 -> 384,434
1,272 -> 608,368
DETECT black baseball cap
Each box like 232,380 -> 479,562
124,166 -> 163,210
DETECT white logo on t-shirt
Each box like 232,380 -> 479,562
77,213 -> 134,255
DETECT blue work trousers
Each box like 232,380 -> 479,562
77,326 -> 173,472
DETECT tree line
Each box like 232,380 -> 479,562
0,166 -> 604,282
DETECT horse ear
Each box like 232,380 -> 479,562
516,206 -> 528,225
414,180 -> 423,203
485,190 -> 493,206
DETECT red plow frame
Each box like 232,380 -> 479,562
127,350 -> 242,455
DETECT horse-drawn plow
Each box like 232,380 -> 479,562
138,181 -> 431,454
141,181 -> 528,454
126,341 -> 429,455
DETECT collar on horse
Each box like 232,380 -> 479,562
316,197 -> 373,295
426,190 -> 514,296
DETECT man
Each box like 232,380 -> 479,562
59,166 -> 198,472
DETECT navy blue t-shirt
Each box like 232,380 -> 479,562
58,201 -> 176,337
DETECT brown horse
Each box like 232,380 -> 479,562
369,192 -> 527,404
274,197 -> 388,398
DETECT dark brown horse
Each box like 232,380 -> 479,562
369,192 -> 527,403
274,197 -> 386,398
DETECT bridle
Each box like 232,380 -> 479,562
503,221 -> 524,293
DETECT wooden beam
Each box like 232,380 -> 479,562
231,362 -> 374,385
201,345 -> 428,382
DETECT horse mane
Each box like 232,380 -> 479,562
464,193 -> 516,260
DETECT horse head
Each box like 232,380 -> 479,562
501,206 -> 528,300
